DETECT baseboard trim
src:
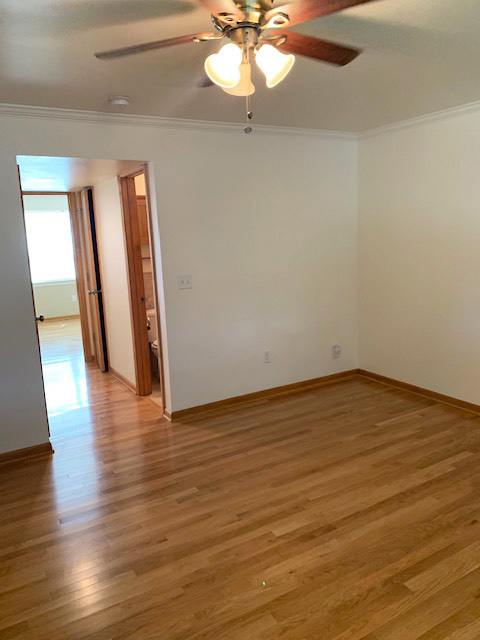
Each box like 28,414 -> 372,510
358,370 -> 480,416
166,369 -> 480,422
110,367 -> 137,394
0,442 -> 53,466
168,370 -> 358,421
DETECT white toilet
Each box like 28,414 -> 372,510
146,308 -> 159,359
146,309 -> 160,378
146,308 -> 157,344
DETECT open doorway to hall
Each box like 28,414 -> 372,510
17,156 -> 165,438
22,193 -> 89,418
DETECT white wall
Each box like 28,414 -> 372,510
33,281 -> 79,318
3,102 -> 479,455
159,133 -> 358,410
358,107 -> 480,405
0,107 -> 358,453
94,177 -> 136,387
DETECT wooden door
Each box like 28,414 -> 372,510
119,175 -> 152,396
67,193 -> 92,363
79,188 -> 108,372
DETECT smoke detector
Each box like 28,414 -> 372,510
109,96 -> 130,107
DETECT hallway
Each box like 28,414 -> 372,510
37,316 -> 163,446
38,318 -> 89,422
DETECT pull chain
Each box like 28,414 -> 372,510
244,95 -> 252,134
244,39 -> 253,134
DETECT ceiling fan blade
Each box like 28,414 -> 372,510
95,32 -> 214,60
265,0 -> 378,27
276,31 -> 360,65
198,0 -> 244,20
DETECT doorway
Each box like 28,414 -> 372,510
21,192 -> 95,420
17,155 -> 166,438
119,168 -> 164,408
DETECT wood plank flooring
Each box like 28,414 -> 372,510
1,325 -> 480,638
37,317 -> 90,419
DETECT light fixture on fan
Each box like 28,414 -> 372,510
255,44 -> 294,87
222,62 -> 255,96
204,43 -> 243,88
204,41 -> 294,94
95,0 -> 369,117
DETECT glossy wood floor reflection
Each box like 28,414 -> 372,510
2,335 -> 480,639
38,317 -> 89,421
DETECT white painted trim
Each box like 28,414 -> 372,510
2,98 -> 479,141
359,99 -> 480,138
0,103 -> 355,140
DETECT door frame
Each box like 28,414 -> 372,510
119,170 -> 151,396
21,190 -> 92,365
119,167 -> 164,398
143,164 -> 166,401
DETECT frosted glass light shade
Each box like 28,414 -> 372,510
205,43 -> 242,88
223,63 -> 255,96
255,44 -> 295,88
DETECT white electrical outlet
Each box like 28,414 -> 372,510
264,350 -> 272,364
177,275 -> 192,290
332,344 -> 341,359
72,294 -> 78,303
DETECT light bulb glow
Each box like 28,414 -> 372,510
204,43 -> 242,88
255,44 -> 295,88
223,63 -> 255,96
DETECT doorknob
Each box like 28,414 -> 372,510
36,315 -> 45,322
88,289 -> 100,295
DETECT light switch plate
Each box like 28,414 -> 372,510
177,275 -> 192,290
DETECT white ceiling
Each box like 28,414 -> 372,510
17,156 -> 142,192
2,0 -> 480,131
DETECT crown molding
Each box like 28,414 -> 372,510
0,103 -> 355,140
359,99 -> 480,139
2,98 -> 478,141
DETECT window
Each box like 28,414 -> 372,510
24,197 -> 76,284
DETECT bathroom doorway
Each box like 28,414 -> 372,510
119,167 -> 164,408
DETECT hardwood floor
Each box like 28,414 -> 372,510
1,331 -> 480,638
38,317 -> 89,421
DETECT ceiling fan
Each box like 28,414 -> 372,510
95,0 -> 377,98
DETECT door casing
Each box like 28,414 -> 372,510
119,171 -> 152,396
